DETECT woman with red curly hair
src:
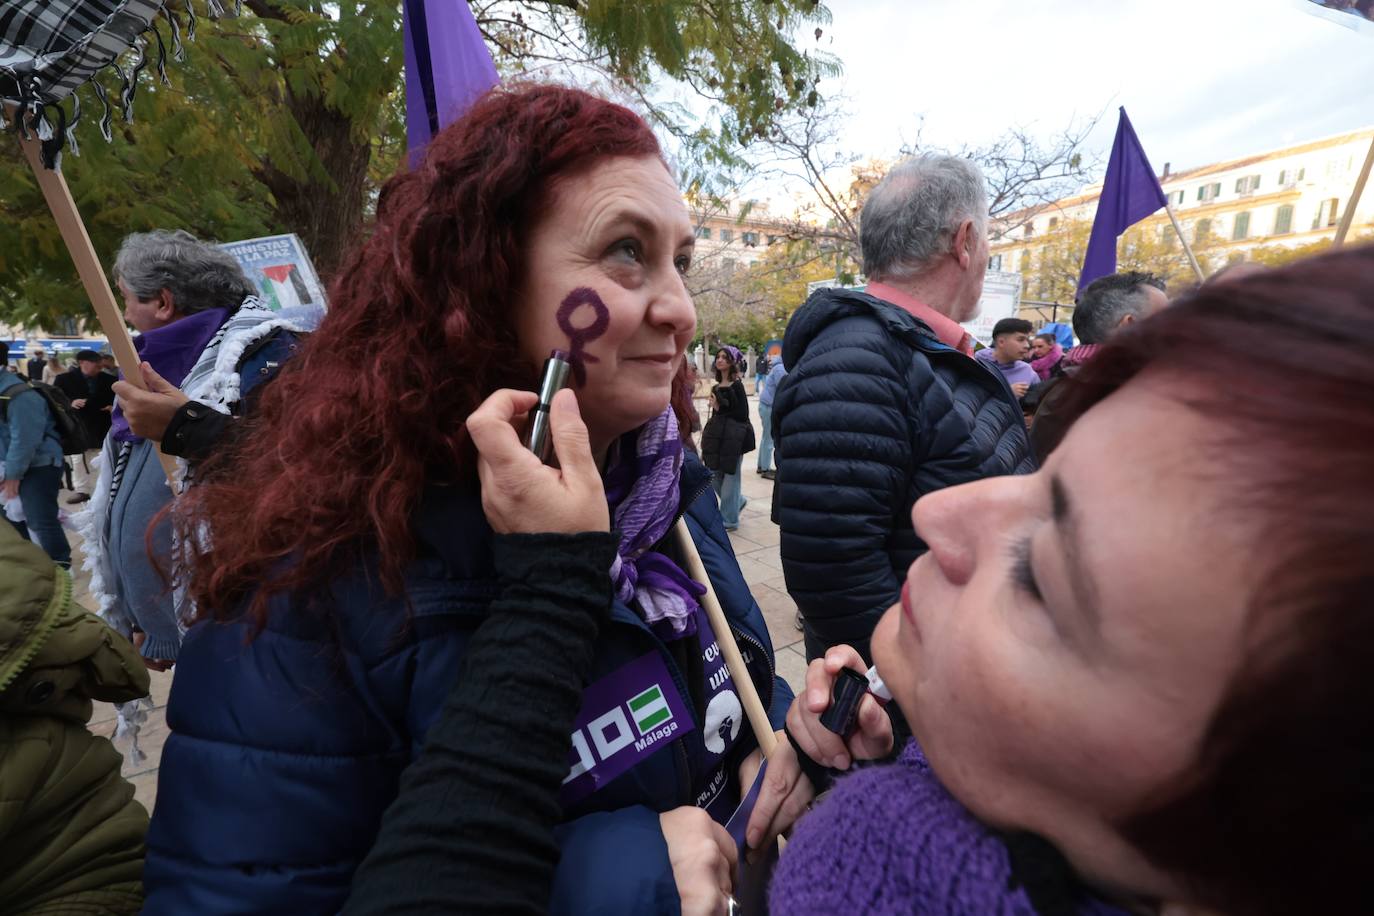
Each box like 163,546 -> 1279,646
141,85 -> 795,915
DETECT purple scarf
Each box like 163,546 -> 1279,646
110,308 -> 229,444
604,407 -> 707,640
771,740 -> 1133,915
1031,343 -> 1063,381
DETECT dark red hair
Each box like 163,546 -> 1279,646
1056,245 -> 1374,915
177,84 -> 664,625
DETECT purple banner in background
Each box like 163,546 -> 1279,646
403,0 -> 499,167
1078,107 -> 1168,293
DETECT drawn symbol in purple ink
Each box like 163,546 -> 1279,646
557,287 -> 610,388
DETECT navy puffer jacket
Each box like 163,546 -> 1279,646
772,287 -> 1035,656
143,452 -> 789,915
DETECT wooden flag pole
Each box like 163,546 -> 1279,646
1163,200 -> 1206,283
674,518 -> 778,758
12,120 -> 181,489
1332,136 -> 1374,249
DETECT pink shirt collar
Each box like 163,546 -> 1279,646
865,281 -> 973,355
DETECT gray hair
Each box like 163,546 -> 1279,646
859,154 -> 988,281
113,229 -> 254,315
1073,271 -> 1166,345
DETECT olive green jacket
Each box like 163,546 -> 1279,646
0,523 -> 151,914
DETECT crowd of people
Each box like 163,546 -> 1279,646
1,82 -> 1370,916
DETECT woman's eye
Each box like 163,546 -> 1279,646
674,255 -> 692,275
612,239 -> 642,263
1012,539 -> 1043,602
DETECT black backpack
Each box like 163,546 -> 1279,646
0,378 -> 90,455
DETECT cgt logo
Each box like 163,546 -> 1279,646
564,683 -> 679,784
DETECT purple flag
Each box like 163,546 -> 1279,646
1078,108 -> 1168,294
404,0 -> 499,167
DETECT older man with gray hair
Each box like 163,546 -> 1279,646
771,154 -> 1035,664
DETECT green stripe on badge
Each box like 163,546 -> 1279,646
629,686 -> 663,712
637,707 -> 671,730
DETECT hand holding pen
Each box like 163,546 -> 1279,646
466,385 -> 608,536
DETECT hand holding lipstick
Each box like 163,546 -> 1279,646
466,388 -> 608,535
745,645 -> 895,853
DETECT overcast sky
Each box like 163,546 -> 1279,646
756,0 -> 1374,203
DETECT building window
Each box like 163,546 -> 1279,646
1047,217 -> 1059,231
1278,168 -> 1305,187
1274,204 -> 1294,235
720,229 -> 734,243
1168,189 -> 1185,207
1197,183 -> 1221,202
989,254 -> 1003,271
742,231 -> 759,246
1195,218 -> 1213,243
1313,198 -> 1340,230
695,226 -> 712,240
722,258 -> 738,272
1160,226 -> 1176,250
1232,211 -> 1250,240
1023,223 -> 1034,238
1235,175 -> 1261,194
766,234 -> 779,245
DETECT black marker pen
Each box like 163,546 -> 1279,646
525,348 -> 573,464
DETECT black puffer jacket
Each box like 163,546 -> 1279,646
701,378 -> 753,475
772,288 -> 1036,658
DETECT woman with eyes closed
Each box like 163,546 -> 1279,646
754,247 -> 1374,915
141,85 -> 795,916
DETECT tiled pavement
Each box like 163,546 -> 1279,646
76,392 -> 803,816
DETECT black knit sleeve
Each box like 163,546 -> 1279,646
342,531 -> 616,916
159,401 -> 233,463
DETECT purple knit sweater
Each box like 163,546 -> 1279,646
769,741 -> 1135,915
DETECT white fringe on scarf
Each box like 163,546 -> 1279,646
75,299 -> 319,764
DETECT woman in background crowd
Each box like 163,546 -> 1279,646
702,346 -> 753,530
1029,331 -> 1063,380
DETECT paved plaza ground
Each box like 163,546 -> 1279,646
75,392 -> 804,815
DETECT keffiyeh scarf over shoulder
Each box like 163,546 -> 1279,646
605,407 -> 706,640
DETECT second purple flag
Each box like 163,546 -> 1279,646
404,0 -> 499,166
1078,107 -> 1168,294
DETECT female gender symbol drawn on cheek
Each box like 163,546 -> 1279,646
556,287 -> 611,388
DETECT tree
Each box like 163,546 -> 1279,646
1,0 -> 838,330
689,237 -> 835,348
746,96 -> 1101,272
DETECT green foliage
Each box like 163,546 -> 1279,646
1,0 -> 834,331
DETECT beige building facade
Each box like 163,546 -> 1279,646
689,201 -> 791,272
991,127 -> 1374,285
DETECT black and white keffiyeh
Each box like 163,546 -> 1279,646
0,0 -> 241,167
